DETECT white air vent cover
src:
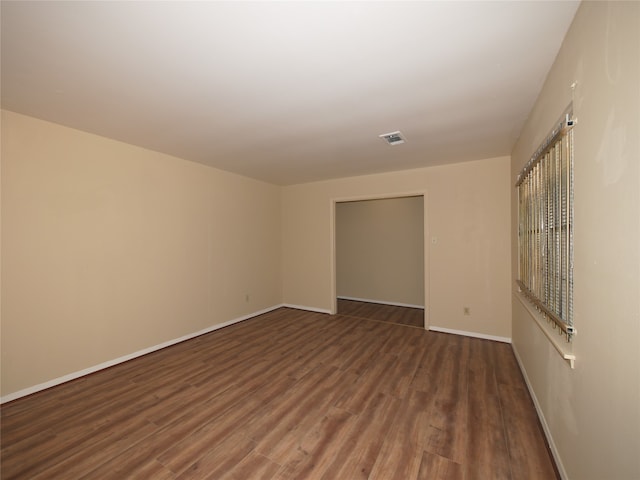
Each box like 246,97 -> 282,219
379,130 -> 406,145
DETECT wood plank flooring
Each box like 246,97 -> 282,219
337,298 -> 425,328
1,307 -> 558,479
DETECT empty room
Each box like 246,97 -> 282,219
1,2 -> 638,480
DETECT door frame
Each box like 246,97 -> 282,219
329,191 -> 430,329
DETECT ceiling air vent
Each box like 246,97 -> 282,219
379,130 -> 406,145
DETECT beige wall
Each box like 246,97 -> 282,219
282,156 -> 511,339
510,2 -> 640,479
336,196 -> 424,307
1,110 -> 282,397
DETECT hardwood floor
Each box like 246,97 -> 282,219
337,298 -> 424,328
0,307 -> 558,479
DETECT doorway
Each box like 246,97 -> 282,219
331,194 -> 428,329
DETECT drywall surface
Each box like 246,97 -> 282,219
282,156 -> 511,339
510,2 -> 640,479
1,110 -> 282,397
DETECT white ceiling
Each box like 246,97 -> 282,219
1,1 -> 580,185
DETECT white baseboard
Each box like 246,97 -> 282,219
511,344 -> 568,480
428,326 -> 511,344
337,296 -> 424,310
281,303 -> 332,315
0,304 -> 283,404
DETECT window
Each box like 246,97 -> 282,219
516,106 -> 575,341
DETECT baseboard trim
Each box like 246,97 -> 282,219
337,296 -> 424,310
281,303 -> 332,315
511,344 -> 568,480
0,304 -> 283,404
428,326 -> 511,344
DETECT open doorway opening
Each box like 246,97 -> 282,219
332,195 -> 427,328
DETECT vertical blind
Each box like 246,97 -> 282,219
516,106 -> 575,341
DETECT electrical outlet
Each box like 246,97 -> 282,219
463,307 -> 471,316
